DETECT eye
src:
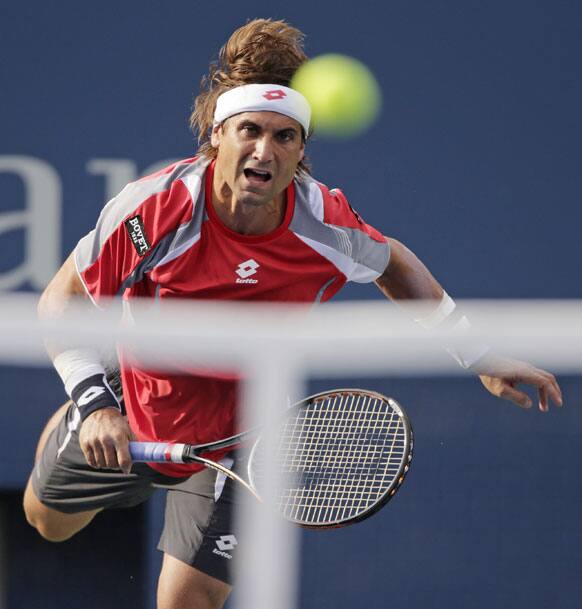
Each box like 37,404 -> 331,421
278,130 -> 296,142
241,124 -> 258,135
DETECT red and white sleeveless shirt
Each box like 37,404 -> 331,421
74,157 -> 390,476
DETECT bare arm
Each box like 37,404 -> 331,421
374,238 -> 443,302
38,253 -> 88,357
39,254 -> 133,472
375,238 -> 563,411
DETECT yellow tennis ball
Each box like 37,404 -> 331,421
291,54 -> 382,138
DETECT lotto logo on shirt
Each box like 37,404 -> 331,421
235,259 -> 259,284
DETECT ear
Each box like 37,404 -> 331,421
210,123 -> 222,148
298,140 -> 305,163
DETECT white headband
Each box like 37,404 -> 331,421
214,84 -> 311,133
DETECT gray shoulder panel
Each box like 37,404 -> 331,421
115,159 -> 209,295
291,178 -> 389,281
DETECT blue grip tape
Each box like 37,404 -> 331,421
129,441 -> 171,462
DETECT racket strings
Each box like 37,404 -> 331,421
283,396 -> 403,523
251,391 -> 409,525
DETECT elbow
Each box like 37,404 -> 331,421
37,283 -> 54,321
37,253 -> 85,321
37,272 -> 68,321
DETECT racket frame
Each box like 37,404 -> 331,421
247,388 -> 414,529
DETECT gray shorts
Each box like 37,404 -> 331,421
32,402 -> 243,584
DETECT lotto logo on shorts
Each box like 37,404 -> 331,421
212,535 -> 238,559
235,259 -> 259,284
216,535 -> 238,551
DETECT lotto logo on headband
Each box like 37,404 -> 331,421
263,89 -> 287,101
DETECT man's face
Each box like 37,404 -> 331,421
211,111 -> 305,207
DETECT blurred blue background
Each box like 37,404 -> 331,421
1,1 -> 580,608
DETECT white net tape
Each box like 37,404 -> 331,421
2,295 -> 581,373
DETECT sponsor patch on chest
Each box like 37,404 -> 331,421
124,215 -> 151,257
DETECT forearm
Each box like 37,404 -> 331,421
39,253 -> 121,419
376,237 -> 489,368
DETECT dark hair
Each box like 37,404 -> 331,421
190,18 -> 311,173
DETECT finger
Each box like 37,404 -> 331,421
500,384 -> 532,409
116,443 -> 133,475
538,386 -> 549,413
514,369 -> 563,409
82,445 -> 97,469
530,373 -> 563,408
86,444 -> 107,469
101,440 -> 121,470
545,375 -> 563,407
111,431 -> 132,474
90,444 -> 108,469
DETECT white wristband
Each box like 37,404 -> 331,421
444,315 -> 491,369
413,292 -> 457,329
413,292 -> 490,369
53,348 -> 107,397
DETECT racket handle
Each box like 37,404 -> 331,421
129,441 -> 187,463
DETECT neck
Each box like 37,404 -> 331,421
211,165 -> 286,235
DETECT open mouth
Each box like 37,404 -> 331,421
244,168 -> 272,183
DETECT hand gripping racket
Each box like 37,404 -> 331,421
129,388 -> 413,528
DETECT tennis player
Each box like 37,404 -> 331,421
23,18 -> 563,609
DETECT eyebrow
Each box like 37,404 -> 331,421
238,119 -> 300,136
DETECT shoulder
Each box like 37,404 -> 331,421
293,172 -> 348,219
294,173 -> 382,236
291,173 -> 389,283
76,157 -> 211,266
127,156 -> 210,211
95,157 -> 210,230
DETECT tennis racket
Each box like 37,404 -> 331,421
129,388 -> 413,528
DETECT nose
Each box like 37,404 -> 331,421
252,135 -> 274,163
